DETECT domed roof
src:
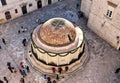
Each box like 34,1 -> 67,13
38,18 -> 76,47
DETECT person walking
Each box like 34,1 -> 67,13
22,39 -> 26,47
22,70 -> 27,77
47,77 -> 51,81
2,38 -> 6,45
43,74 -> 48,79
58,67 -> 62,74
3,77 -> 8,83
47,80 -> 52,83
53,80 -> 57,83
8,66 -> 13,73
18,69 -> 22,75
20,78 -> 25,83
18,30 -> 21,34
47,76 -> 52,83
56,74 -> 59,80
20,62 -> 24,68
7,62 -> 13,73
12,67 -> 16,73
115,68 -> 120,74
0,45 -> 1,49
52,67 -> 56,73
7,62 -> 11,67
65,66 -> 68,71
26,66 -> 30,73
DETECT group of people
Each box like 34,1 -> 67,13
18,62 -> 30,78
0,62 -> 16,83
0,77 -> 8,83
44,67 -> 69,83
18,26 -> 27,34
42,74 -> 57,83
6,61 -> 30,83
52,66 -> 69,74
7,62 -> 16,73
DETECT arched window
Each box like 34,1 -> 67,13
5,11 -> 11,20
37,0 -> 42,9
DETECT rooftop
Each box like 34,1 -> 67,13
38,18 -> 76,47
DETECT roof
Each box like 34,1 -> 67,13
38,18 -> 76,47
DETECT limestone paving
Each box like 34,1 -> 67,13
0,0 -> 120,83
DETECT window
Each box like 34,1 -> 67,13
106,6 -> 114,18
1,0 -> 7,6
15,9 -> 18,13
106,9 -> 112,17
5,11 -> 11,20
106,1 -> 117,18
29,3 -> 32,7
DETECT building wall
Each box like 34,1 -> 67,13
80,0 -> 92,18
0,0 -> 59,24
86,0 -> 120,49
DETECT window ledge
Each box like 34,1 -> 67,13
104,14 -> 112,20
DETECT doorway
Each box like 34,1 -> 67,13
37,0 -> 42,9
48,0 -> 51,5
22,6 -> 27,14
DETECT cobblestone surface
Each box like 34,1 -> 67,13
0,0 -> 120,83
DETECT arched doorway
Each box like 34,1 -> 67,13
48,0 -> 51,5
37,0 -> 42,9
21,5 -> 27,14
5,11 -> 11,20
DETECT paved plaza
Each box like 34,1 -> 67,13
0,0 -> 120,83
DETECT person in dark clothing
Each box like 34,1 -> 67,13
7,62 -> 13,73
3,77 -> 8,83
22,70 -> 27,77
0,45 -> 1,49
77,11 -> 84,18
53,80 -> 57,83
65,66 -> 68,71
26,66 -> 30,73
47,77 -> 51,81
43,74 -> 47,79
12,67 -> 16,73
2,38 -> 6,45
21,26 -> 23,29
22,39 -> 26,47
47,76 -> 52,83
115,68 -> 120,73
56,74 -> 59,80
8,66 -> 13,73
7,62 -> 11,67
18,30 -> 21,34
0,80 -> 4,83
58,67 -> 62,74
20,78 -> 25,83
47,80 -> 52,83
76,3 -> 79,9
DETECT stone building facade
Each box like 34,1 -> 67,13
81,0 -> 120,50
0,0 -> 60,24
80,0 -> 92,18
